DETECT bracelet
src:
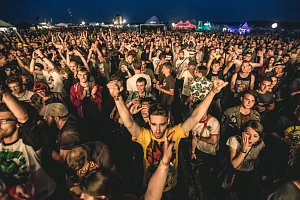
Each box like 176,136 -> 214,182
113,96 -> 120,101
241,149 -> 247,154
160,160 -> 170,167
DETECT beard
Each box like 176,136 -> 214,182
0,127 -> 17,139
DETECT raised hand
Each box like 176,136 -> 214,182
107,81 -> 120,98
73,49 -> 81,56
35,49 -> 44,57
162,130 -> 175,164
212,79 -> 228,94
242,132 -> 250,151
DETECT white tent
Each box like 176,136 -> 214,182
0,20 -> 16,32
140,16 -> 166,33
55,23 -> 72,28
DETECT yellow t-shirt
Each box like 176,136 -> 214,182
132,123 -> 188,192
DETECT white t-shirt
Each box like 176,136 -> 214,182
152,57 -> 161,75
126,74 -> 152,93
0,139 -> 56,199
42,70 -> 67,97
14,90 -> 35,103
226,136 -> 265,171
181,70 -> 194,96
192,116 -> 220,155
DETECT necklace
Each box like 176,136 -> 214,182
14,90 -> 26,99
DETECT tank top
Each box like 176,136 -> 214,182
235,72 -> 252,93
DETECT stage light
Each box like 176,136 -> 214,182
271,23 -> 278,29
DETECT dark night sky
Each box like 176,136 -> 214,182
1,0 -> 300,24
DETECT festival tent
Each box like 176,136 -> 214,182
197,21 -> 212,31
0,19 -> 17,32
140,16 -> 166,32
238,22 -> 251,34
175,20 -> 196,29
144,16 -> 162,25
55,23 -> 72,28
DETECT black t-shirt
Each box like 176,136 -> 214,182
164,51 -> 173,62
207,70 -> 224,99
19,117 -> 43,150
255,91 -> 275,107
207,70 -> 224,82
116,69 -> 134,88
56,115 -> 80,150
161,75 -> 175,106
235,72 -> 252,94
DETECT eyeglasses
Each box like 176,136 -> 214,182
0,119 -> 17,125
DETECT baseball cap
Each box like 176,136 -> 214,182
42,103 -> 69,117
35,63 -> 44,70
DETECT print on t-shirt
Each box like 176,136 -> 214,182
48,75 -> 55,90
285,125 -> 300,144
145,139 -> 176,189
0,150 -> 29,185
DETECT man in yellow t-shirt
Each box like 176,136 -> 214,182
134,114 -> 187,192
107,79 -> 227,193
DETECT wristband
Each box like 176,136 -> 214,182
160,160 -> 170,167
241,150 -> 247,153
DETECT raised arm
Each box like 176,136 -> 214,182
230,73 -> 238,93
223,60 -> 234,75
1,90 -> 29,123
29,52 -> 43,75
35,49 -> 57,71
16,31 -> 26,44
181,80 -> 228,133
178,65 -> 188,80
206,53 -> 216,73
51,33 -> 61,49
58,48 -> 68,67
250,51 -> 264,68
107,81 -> 141,138
73,49 -> 89,71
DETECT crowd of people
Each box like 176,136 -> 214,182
0,27 -> 299,200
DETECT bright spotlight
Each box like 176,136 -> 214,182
81,21 -> 85,25
271,23 -> 278,29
